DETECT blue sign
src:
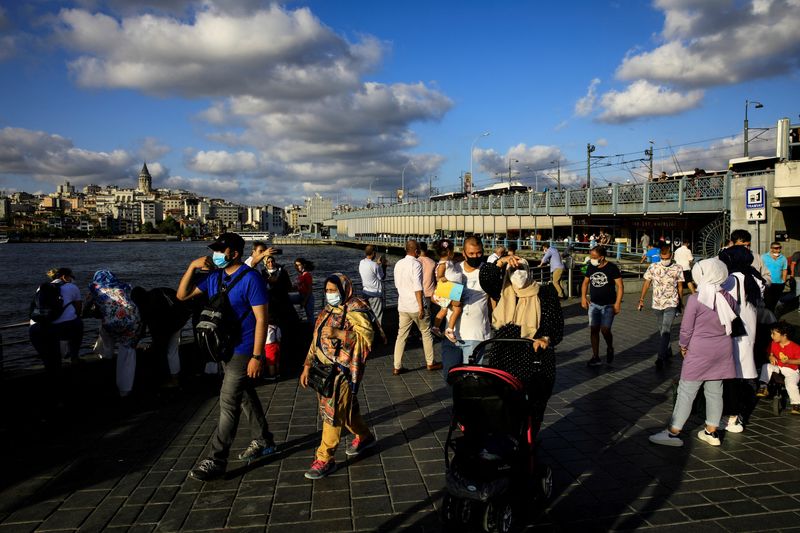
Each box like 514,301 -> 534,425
745,187 -> 765,209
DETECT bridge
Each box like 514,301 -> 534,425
332,172 -> 775,258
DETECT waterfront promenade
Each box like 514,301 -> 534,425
3,298 -> 800,532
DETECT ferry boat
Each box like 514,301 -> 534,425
237,231 -> 273,243
0,233 -> 8,244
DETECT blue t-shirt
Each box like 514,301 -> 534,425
762,253 -> 788,283
645,248 -> 661,263
198,265 -> 269,356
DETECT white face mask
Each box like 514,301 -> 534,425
661,259 -> 672,266
590,258 -> 601,267
510,268 -> 529,289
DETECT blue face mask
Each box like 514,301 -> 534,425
326,293 -> 342,307
212,251 -> 230,268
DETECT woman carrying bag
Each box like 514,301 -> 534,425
299,273 -> 385,480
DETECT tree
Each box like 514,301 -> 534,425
157,216 -> 180,236
141,221 -> 156,234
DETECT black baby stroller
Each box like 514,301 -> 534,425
442,338 -> 553,533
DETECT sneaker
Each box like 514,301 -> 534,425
304,459 -> 336,480
346,434 -> 377,456
791,405 -> 800,415
237,440 -> 278,462
697,429 -> 721,446
606,348 -> 615,365
188,459 -> 225,481
756,384 -> 769,398
724,415 -> 744,433
587,357 -> 602,367
648,429 -> 684,447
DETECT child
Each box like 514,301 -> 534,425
756,321 -> 800,414
431,239 -> 463,343
264,322 -> 281,381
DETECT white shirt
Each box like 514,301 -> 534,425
674,245 -> 693,271
394,255 -> 423,313
49,281 -> 81,325
244,256 -> 265,274
359,257 -> 384,298
447,263 -> 491,342
487,253 -> 500,264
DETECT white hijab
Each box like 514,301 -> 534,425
692,257 -> 736,335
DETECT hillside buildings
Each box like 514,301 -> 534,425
0,163 -> 335,237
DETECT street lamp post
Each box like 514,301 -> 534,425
470,131 -> 491,182
401,161 -> 415,203
550,159 -> 561,191
507,158 -> 519,184
744,99 -> 764,157
586,144 -> 596,188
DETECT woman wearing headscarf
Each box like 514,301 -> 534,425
480,256 -> 564,437
299,273 -> 385,480
86,270 -> 142,397
649,258 -> 737,447
717,245 -> 766,433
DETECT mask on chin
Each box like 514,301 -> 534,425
661,259 -> 672,266
590,258 -> 601,267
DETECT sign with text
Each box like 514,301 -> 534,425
745,187 -> 766,209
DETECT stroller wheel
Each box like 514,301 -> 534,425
483,500 -> 514,533
535,464 -> 554,501
772,394 -> 783,416
441,493 -> 458,524
458,499 -> 474,525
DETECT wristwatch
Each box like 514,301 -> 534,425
251,354 -> 266,362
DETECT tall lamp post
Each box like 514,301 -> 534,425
550,158 -> 561,190
400,161 -> 415,203
469,131 -> 491,182
507,158 -> 519,184
744,99 -> 764,157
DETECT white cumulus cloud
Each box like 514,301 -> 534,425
574,78 -> 600,117
186,150 -> 258,175
597,80 -> 704,123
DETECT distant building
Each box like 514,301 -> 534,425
57,181 -> 75,195
137,163 -> 152,194
302,194 -> 332,234
139,200 -> 163,226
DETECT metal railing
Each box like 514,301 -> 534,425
335,172 -> 744,221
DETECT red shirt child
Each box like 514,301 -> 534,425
769,339 -> 800,371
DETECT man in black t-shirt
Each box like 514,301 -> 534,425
581,246 -> 624,367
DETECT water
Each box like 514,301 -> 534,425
0,241 -> 401,372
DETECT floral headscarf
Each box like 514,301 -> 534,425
88,270 -> 141,346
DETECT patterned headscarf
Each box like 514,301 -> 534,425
90,270 -> 132,292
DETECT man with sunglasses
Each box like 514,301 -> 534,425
763,242 -> 788,312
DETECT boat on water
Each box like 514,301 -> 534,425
237,231 -> 273,243
0,233 -> 9,244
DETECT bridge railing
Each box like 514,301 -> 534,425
337,172 -> 740,220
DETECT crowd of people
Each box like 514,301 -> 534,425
25,226 -> 799,484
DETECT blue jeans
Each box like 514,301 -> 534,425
588,303 -> 615,328
441,338 -> 483,383
671,379 -> 723,431
653,307 -> 677,360
210,354 -> 274,466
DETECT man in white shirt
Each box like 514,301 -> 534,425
392,240 -> 441,375
359,245 -> 386,324
673,241 -> 695,293
487,246 -> 506,264
441,236 -> 492,379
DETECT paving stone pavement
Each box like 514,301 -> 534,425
3,295 -> 800,532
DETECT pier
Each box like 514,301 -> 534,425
3,300 -> 800,531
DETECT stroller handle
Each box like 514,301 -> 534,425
467,337 -> 543,366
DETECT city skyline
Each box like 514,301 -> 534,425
0,0 -> 797,204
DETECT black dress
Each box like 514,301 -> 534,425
479,263 -> 564,436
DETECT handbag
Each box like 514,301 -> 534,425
307,358 -> 336,397
306,307 -> 348,397
730,277 -> 747,338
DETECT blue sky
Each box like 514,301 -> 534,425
0,0 -> 797,205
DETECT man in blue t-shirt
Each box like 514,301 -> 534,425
762,241 -> 788,312
178,232 -> 277,481
641,243 -> 661,264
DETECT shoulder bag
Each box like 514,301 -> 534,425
306,308 -> 348,397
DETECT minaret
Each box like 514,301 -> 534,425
138,162 -> 152,194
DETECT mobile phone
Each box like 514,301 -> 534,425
271,249 -> 283,255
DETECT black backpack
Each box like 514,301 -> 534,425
195,267 -> 252,363
29,281 -> 66,324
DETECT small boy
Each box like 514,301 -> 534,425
756,321 -> 800,414
264,322 -> 281,381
